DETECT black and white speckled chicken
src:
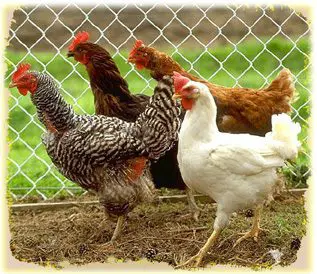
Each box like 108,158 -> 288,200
9,63 -> 181,242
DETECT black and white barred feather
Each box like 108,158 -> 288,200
29,71 -> 180,216
33,72 -> 180,164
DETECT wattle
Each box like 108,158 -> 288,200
181,98 -> 194,110
136,63 -> 145,70
18,87 -> 28,96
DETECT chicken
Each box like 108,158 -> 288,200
67,32 -> 148,121
9,63 -> 181,242
66,32 -> 201,220
172,72 -> 301,268
128,40 -> 295,136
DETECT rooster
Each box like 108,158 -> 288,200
172,72 -> 301,268
128,40 -> 295,136
9,63 -> 181,242
67,32 -> 201,221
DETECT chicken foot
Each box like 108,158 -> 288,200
186,188 -> 202,222
176,229 -> 222,268
233,205 -> 266,248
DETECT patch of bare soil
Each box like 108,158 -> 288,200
9,194 -> 306,269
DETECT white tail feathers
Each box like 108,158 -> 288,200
265,113 -> 301,159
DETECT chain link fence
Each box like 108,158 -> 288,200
5,4 -> 311,201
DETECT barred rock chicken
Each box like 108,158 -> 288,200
9,64 -> 181,242
66,32 -> 201,220
172,73 -> 300,268
128,40 -> 295,136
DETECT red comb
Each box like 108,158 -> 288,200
129,39 -> 145,57
68,31 -> 89,51
173,71 -> 190,93
12,63 -> 31,82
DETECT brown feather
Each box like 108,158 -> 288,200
133,45 -> 294,136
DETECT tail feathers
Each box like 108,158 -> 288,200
265,68 -> 297,105
265,113 -> 301,159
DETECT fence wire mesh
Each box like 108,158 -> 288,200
5,4 -> 311,201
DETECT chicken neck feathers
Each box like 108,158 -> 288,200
87,49 -> 150,121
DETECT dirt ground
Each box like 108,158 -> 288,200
9,193 -> 306,270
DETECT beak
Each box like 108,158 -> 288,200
9,82 -> 17,88
127,56 -> 135,63
67,51 -> 74,58
172,94 -> 182,100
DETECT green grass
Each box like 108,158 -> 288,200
5,37 -> 311,199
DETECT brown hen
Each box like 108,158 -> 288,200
128,40 -> 295,136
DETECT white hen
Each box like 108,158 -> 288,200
172,72 -> 301,268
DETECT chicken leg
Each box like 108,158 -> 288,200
176,229 -> 222,268
233,205 -> 265,248
186,188 -> 201,221
110,215 -> 126,242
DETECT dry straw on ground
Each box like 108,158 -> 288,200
9,193 -> 306,269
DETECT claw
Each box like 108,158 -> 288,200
192,209 -> 201,222
233,227 -> 267,248
233,205 -> 266,248
98,240 -> 116,252
233,230 -> 257,248
179,208 -> 202,221
176,229 -> 221,269
175,253 -> 202,269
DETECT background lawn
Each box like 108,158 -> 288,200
5,37 -> 311,200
